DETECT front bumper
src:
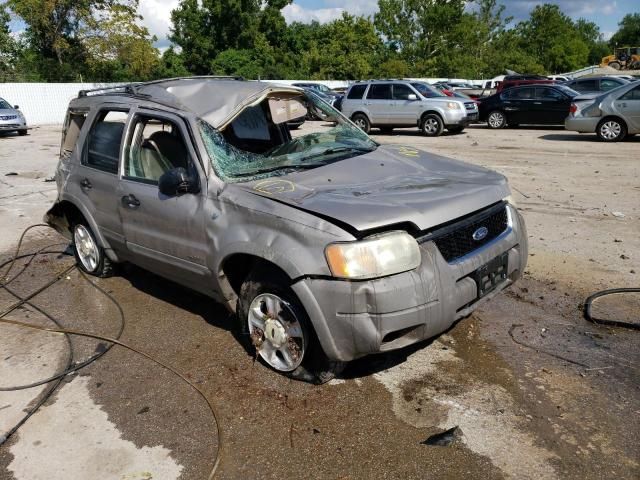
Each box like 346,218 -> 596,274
0,122 -> 27,131
292,204 -> 527,362
441,109 -> 478,127
565,116 -> 599,133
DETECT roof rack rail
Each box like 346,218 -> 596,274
78,84 -> 139,98
77,76 -> 245,98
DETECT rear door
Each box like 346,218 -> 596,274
505,87 -> 536,124
118,109 -> 210,286
75,108 -> 129,253
364,84 -> 393,125
534,87 -> 571,124
615,84 -> 640,131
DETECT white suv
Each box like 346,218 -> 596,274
341,80 -> 478,136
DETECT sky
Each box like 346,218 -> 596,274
7,0 -> 638,50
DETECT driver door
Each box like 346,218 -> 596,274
118,110 -> 210,285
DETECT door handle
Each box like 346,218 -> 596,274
121,194 -> 140,209
80,178 -> 92,190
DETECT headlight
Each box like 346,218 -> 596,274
446,102 -> 461,110
582,103 -> 601,117
325,231 -> 421,280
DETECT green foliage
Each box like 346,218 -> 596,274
3,0 -> 636,83
609,13 -> 640,47
5,0 -> 159,81
516,4 -> 590,73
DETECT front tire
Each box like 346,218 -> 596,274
351,113 -> 370,134
608,61 -> 621,70
597,118 -> 626,142
487,110 -> 506,129
237,269 -> 340,383
18,129 -> 27,136
421,114 -> 444,137
72,222 -> 113,277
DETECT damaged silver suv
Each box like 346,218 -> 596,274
46,77 -> 527,383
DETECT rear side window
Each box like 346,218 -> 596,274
512,88 -> 534,100
572,79 -> 597,92
347,84 -> 367,99
601,79 -> 622,91
619,85 -> 640,100
84,110 -> 128,174
536,87 -> 564,100
60,110 -> 88,157
367,84 -> 392,100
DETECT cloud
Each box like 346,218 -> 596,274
281,4 -> 345,24
503,0 -> 619,21
138,0 -> 179,46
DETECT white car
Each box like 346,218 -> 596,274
0,97 -> 28,135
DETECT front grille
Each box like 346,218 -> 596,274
464,102 -> 476,110
420,203 -> 509,262
0,115 -> 18,121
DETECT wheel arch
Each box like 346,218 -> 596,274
44,196 -> 119,262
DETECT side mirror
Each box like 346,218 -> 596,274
14,105 -> 19,109
407,94 -> 418,101
158,167 -> 199,196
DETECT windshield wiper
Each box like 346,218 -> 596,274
302,145 -> 373,162
232,162 -> 328,178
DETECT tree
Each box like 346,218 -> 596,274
516,4 -> 589,73
375,0 -> 467,71
609,13 -> 640,47
170,0 -> 261,74
575,18 -> 609,65
0,4 -> 20,78
6,0 -> 159,81
82,3 -> 159,80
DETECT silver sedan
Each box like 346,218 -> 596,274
565,80 -> 640,141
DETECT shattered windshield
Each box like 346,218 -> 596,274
199,91 -> 377,182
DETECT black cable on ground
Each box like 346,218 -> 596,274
584,288 -> 640,331
0,225 -> 222,479
508,323 -> 591,368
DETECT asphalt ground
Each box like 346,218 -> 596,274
0,123 -> 638,479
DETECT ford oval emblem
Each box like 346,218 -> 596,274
472,226 -> 489,241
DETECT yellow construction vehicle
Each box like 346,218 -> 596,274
600,47 -> 640,70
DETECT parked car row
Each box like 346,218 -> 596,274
477,78 -> 640,141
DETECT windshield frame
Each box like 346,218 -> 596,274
198,89 -> 378,183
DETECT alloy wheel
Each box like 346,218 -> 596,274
74,225 -> 99,272
247,293 -> 306,372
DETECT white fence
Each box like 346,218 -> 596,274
0,83 -> 120,126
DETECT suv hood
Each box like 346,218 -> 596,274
234,145 -> 509,234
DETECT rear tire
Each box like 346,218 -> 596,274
487,110 -> 506,129
596,118 -> 626,142
420,113 -> 444,137
351,113 -> 370,134
237,269 -> 342,384
72,222 -> 113,277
